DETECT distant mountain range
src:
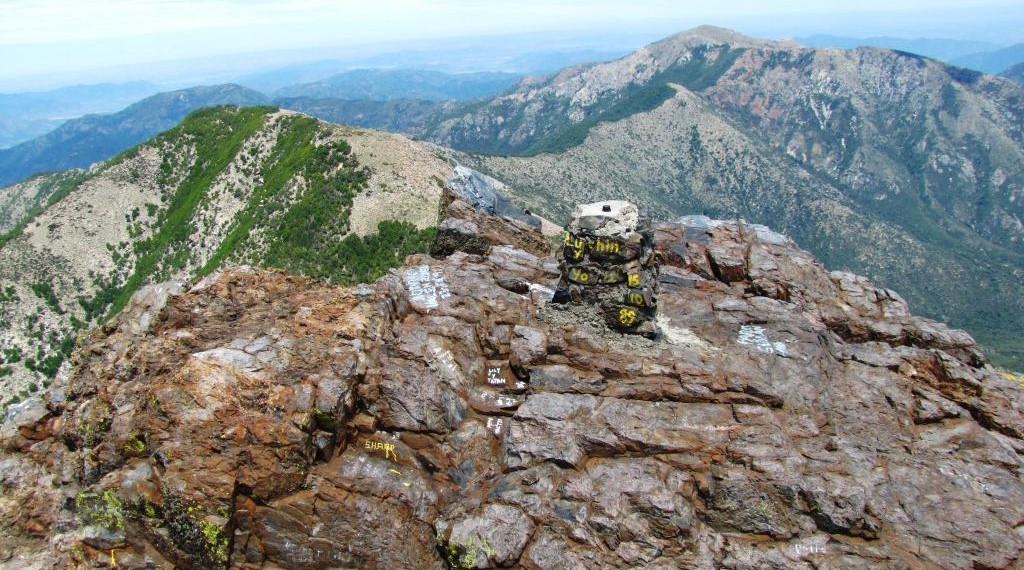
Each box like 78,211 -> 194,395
0,81 -> 162,149
797,35 -> 1024,74
262,69 -> 523,133
272,97 -> 444,132
0,84 -> 267,187
1003,62 -> 1024,85
951,43 -> 1024,74
273,68 -> 521,101
0,69 -> 524,185
795,35 -> 999,62
230,33 -> 638,93
417,26 -> 1024,368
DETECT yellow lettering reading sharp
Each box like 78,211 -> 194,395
365,439 -> 399,461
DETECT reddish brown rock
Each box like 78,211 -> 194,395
1,207 -> 1022,569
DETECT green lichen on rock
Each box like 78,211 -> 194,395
76,399 -> 112,448
436,525 -> 496,570
200,519 -> 230,568
141,500 -> 160,520
161,492 -> 231,569
121,431 -> 147,456
74,489 -> 126,530
311,407 -> 339,432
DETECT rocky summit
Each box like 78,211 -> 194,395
2,189 -> 1023,570
425,26 -> 1024,369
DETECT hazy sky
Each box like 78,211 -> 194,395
2,0 -> 1023,90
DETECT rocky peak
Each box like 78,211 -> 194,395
648,25 -> 770,55
1,182 -> 1023,569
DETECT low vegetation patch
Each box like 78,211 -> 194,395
0,106 -> 442,406
0,170 -> 88,248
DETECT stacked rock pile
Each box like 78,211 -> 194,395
553,200 -> 658,335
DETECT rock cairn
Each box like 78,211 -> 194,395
553,200 -> 658,334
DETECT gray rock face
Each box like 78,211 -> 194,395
569,200 -> 640,236
1,206 -> 1023,569
430,184 -> 550,259
0,398 -> 51,452
120,281 -> 185,336
440,504 -> 534,568
447,165 -> 541,230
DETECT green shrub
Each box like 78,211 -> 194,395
93,106 -> 275,321
30,282 -> 63,314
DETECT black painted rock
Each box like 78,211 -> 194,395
554,201 -> 660,335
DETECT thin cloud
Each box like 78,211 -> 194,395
4,0 -> 1018,45
1,0 -> 1021,89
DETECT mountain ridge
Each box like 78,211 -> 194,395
0,84 -> 268,188
0,106 -> 449,411
419,26 -> 1024,368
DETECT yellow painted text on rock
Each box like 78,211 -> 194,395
364,439 -> 398,461
569,267 -> 590,283
618,307 -> 638,326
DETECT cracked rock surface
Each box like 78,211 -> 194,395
1,205 -> 1023,569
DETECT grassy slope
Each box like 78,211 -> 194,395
0,106 -> 438,412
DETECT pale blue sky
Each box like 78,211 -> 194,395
2,0 -> 1022,90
